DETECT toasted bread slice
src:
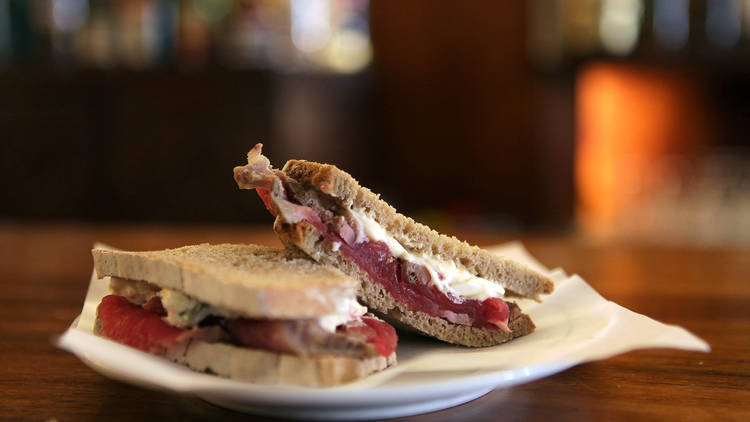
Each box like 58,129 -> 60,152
92,243 -> 359,320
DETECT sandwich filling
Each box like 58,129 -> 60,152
96,278 -> 397,359
349,212 -> 506,301
234,146 -> 519,332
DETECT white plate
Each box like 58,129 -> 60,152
56,242 -> 709,420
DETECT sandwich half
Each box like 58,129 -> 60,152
91,243 -> 397,387
234,144 -> 554,347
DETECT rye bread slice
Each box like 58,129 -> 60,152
92,243 -> 358,320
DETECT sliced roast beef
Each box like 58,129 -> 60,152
97,294 -> 396,359
97,295 -> 225,355
224,318 -> 392,358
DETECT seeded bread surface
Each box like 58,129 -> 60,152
92,243 -> 358,320
281,160 -> 554,299
275,219 -> 535,347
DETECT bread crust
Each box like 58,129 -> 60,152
94,316 -> 395,387
281,160 -> 554,299
92,244 -> 358,320
275,219 -> 535,347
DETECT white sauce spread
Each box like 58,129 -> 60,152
317,297 -> 368,333
349,212 -> 505,301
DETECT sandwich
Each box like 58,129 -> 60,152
234,144 -> 554,347
91,243 -> 397,387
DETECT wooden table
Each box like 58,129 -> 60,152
2,223 -> 748,421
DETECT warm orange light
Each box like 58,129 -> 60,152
576,63 -> 708,237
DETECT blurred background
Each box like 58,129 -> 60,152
1,0 -> 749,247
